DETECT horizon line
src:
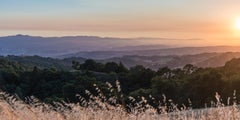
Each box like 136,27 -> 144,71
0,34 -> 203,41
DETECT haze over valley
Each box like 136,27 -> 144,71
1,35 -> 240,70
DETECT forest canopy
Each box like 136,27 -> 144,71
1,56 -> 240,108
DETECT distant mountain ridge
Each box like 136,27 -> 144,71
1,35 -> 240,60
0,34 -> 170,57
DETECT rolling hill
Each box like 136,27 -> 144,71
2,52 -> 240,70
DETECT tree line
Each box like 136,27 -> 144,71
1,58 -> 240,108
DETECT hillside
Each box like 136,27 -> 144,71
62,46 -> 240,59
101,52 -> 240,69
196,52 -> 240,68
1,52 -> 240,70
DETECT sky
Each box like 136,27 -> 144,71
1,0 -> 240,46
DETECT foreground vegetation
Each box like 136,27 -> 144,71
2,57 -> 240,109
2,56 -> 240,119
0,88 -> 240,120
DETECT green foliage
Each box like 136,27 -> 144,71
73,59 -> 129,74
129,65 -> 155,89
2,57 -> 240,109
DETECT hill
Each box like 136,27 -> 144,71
100,52 -> 240,69
0,34 -> 169,57
2,35 -> 240,60
61,46 -> 240,59
2,52 -> 240,70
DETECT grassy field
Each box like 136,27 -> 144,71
0,91 -> 240,120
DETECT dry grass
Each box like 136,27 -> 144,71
0,82 -> 239,120
0,97 -> 239,120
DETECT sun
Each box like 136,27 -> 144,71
235,18 -> 240,30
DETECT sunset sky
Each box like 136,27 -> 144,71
1,0 -> 240,45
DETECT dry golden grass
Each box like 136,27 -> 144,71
0,82 -> 239,120
0,91 -> 240,120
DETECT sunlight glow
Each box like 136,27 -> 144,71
235,18 -> 240,30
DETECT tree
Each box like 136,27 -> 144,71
62,83 -> 76,102
156,67 -> 172,78
72,60 -> 81,70
104,62 -> 119,73
80,59 -> 97,71
129,65 -> 155,89
151,76 -> 179,100
183,64 -> 198,74
185,69 -> 225,107
117,62 -> 129,73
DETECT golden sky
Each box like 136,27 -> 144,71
1,0 -> 240,46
